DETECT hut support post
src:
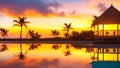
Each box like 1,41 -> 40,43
117,24 -> 119,36
102,48 -> 104,61
97,48 -> 99,61
117,48 -> 119,61
97,25 -> 99,36
102,24 -> 104,36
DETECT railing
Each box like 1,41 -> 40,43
95,30 -> 120,36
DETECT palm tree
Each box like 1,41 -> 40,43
91,15 -> 98,28
63,23 -> 72,38
13,17 -> 30,39
51,30 -> 59,37
27,30 -> 41,39
0,28 -> 9,38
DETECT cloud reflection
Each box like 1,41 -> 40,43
0,57 -> 91,68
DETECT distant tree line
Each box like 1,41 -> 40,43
0,17 -> 95,41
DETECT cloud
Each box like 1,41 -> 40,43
96,3 -> 107,12
0,0 -> 61,17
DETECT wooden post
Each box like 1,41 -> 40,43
97,25 -> 99,36
102,48 -> 104,61
102,24 -> 104,36
97,48 -> 99,61
117,24 -> 119,36
117,48 -> 119,61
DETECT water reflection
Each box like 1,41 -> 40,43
15,43 -> 27,60
0,43 -> 8,52
0,43 -> 119,68
52,44 -> 61,50
27,43 -> 41,50
64,44 -> 71,56
86,48 -> 94,53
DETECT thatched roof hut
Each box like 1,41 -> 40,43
92,5 -> 120,27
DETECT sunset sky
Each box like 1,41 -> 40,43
0,0 -> 120,38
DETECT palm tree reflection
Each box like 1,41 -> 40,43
28,43 -> 41,50
64,50 -> 71,56
86,48 -> 94,53
52,44 -> 61,50
64,45 -> 71,56
15,43 -> 27,60
0,44 -> 8,52
91,53 -> 98,61
0,28 -> 9,52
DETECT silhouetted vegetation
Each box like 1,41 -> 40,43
27,30 -> 41,39
69,30 -> 94,40
63,23 -> 72,38
51,30 -> 60,38
0,28 -> 9,38
91,15 -> 98,28
13,17 -> 30,39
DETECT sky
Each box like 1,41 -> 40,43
0,0 -> 120,38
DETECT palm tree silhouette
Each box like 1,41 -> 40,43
63,23 -> 72,38
13,17 -> 30,39
71,31 -> 79,36
51,30 -> 59,38
91,15 -> 98,28
0,28 -> 9,52
0,28 -> 9,38
27,30 -> 41,39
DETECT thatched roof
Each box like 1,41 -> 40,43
92,5 -> 120,27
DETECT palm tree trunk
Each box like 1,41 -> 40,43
66,29 -> 69,38
20,26 -> 23,39
20,43 -> 22,53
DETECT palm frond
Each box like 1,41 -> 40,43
25,21 -> 30,23
18,17 -> 21,20
69,23 -> 71,27
64,23 -> 67,26
24,24 -> 27,28
13,24 -> 20,27
23,17 -> 27,20
13,20 -> 19,23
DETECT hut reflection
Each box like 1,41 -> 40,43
91,47 -> 120,61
